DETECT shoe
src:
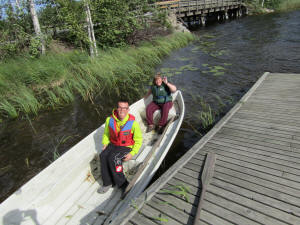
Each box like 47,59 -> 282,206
157,126 -> 164,134
146,125 -> 155,133
97,184 -> 112,194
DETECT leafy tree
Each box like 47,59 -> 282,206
91,0 -> 145,48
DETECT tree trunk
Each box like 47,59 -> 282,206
84,0 -> 98,57
261,0 -> 265,7
28,0 -> 46,54
15,0 -> 20,10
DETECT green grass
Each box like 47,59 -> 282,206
277,0 -> 300,10
191,95 -> 215,129
160,184 -> 191,202
0,32 -> 195,119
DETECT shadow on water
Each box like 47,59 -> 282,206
1,10 -> 300,203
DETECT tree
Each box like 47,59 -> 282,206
28,0 -> 45,54
84,0 -> 98,57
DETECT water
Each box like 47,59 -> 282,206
1,10 -> 300,203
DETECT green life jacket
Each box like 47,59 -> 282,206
151,84 -> 172,104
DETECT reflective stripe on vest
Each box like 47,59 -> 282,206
108,114 -> 135,146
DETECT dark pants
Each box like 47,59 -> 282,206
100,143 -> 131,187
146,101 -> 173,126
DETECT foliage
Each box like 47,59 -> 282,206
0,0 -> 172,60
0,32 -> 195,119
91,0 -> 144,48
245,0 -> 300,10
277,0 -> 300,10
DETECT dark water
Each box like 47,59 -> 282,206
1,10 -> 300,203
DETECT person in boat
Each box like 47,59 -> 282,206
144,72 -> 177,134
97,99 -> 143,194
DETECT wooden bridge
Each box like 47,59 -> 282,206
155,0 -> 246,25
110,72 -> 300,225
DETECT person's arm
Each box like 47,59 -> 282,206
144,88 -> 152,99
162,77 -> 177,93
123,121 -> 143,161
101,117 -> 111,150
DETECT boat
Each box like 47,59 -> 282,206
0,90 -> 185,225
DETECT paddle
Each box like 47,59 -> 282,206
193,152 -> 216,225
122,115 -> 177,197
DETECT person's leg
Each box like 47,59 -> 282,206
146,101 -> 160,126
158,101 -> 173,127
99,144 -> 114,186
106,146 -> 131,188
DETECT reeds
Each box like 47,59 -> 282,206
277,0 -> 300,11
0,32 -> 195,119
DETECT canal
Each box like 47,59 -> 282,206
1,9 -> 300,203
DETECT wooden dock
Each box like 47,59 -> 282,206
111,72 -> 300,225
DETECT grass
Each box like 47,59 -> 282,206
246,0 -> 300,13
51,135 -> 74,161
277,0 -> 300,10
191,95 -> 215,129
160,184 -> 191,202
0,32 -> 195,120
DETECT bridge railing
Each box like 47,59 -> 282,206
154,0 -> 243,13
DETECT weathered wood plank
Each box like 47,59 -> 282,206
209,138 -> 300,159
205,142 -> 300,166
203,144 -> 300,173
210,135 -> 300,156
218,127 -> 300,149
228,118 -> 300,133
191,156 -> 300,191
197,147 -> 300,179
233,113 -> 300,127
184,162 -> 300,198
208,185 -> 299,225
223,122 -> 298,139
197,151 -> 300,183
139,204 -> 184,225
181,163 -> 300,215
214,133 -> 300,151
173,172 -> 300,224
193,153 -> 216,225
128,211 -> 158,225
237,109 -> 300,120
227,117 -> 300,136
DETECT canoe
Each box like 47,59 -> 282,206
0,90 -> 185,225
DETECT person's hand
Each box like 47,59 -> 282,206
123,153 -> 132,161
162,76 -> 168,84
102,145 -> 107,150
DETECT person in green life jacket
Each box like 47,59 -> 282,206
97,99 -> 143,194
144,73 -> 177,134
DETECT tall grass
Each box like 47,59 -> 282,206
0,32 -> 195,119
277,0 -> 300,10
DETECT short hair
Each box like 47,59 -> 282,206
117,98 -> 129,106
152,72 -> 162,85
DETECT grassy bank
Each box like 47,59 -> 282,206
246,0 -> 300,14
277,0 -> 300,11
0,32 -> 195,120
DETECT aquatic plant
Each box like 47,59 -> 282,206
52,135 -> 74,161
160,184 -> 191,202
202,64 -> 226,76
199,107 -> 214,129
190,95 -> 215,129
